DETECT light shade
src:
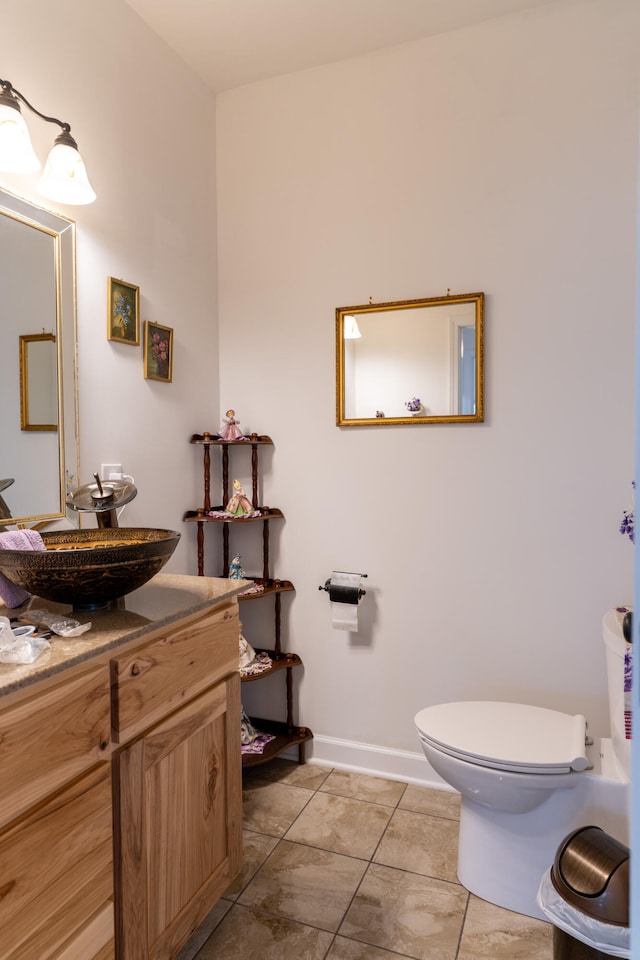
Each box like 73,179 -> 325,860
38,133 -> 96,205
0,99 -> 41,174
343,315 -> 362,339
0,79 -> 96,205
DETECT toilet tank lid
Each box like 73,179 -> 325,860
414,701 -> 589,772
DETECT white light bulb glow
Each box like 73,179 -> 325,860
38,141 -> 96,205
0,103 -> 41,174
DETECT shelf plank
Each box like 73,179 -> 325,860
241,719 -> 313,768
240,650 -> 302,683
183,508 -> 284,524
190,434 -> 273,445
237,579 -> 294,601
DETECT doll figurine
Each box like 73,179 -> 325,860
229,553 -> 245,579
219,409 -> 244,441
241,707 -> 259,745
239,634 -> 256,669
226,479 -> 253,516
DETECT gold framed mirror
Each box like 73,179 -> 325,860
336,291 -> 484,426
19,333 -> 58,431
0,186 -> 78,526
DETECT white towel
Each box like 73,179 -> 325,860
0,530 -> 45,608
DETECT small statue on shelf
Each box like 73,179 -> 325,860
226,479 -> 253,516
239,634 -> 256,669
218,409 -> 244,441
240,708 -> 260,745
228,553 -> 245,579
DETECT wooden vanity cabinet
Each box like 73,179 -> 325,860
111,601 -> 242,960
0,588 -> 243,960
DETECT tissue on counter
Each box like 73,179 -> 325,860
0,616 -> 50,664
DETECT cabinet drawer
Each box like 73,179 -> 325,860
111,601 -> 240,742
55,903 -> 114,960
0,665 -> 111,829
0,763 -> 113,960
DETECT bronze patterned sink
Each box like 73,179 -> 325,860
0,527 -> 180,608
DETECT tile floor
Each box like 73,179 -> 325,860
178,759 -> 553,960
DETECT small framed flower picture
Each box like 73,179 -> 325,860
143,320 -> 173,382
107,277 -> 140,345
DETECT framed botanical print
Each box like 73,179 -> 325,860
107,277 -> 140,345
143,320 -> 173,382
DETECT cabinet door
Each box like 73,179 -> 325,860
114,675 -> 241,960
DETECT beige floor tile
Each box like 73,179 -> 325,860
340,862 -> 468,960
242,777 -> 314,836
374,808 -> 460,883
206,766 -> 556,960
457,895 -> 553,960
320,769 -> 407,806
285,791 -> 393,859
327,935 -> 418,959
175,900 -> 231,960
246,758 -> 334,790
224,829 -> 279,899
399,783 -> 461,821
195,903 -> 334,960
238,839 -> 368,932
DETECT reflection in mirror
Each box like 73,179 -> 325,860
336,292 -> 484,426
20,333 -> 58,431
0,187 -> 78,525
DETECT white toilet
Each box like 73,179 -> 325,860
414,607 -> 631,921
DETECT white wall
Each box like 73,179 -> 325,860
217,0 -> 640,778
2,0 -> 638,784
1,0 -> 219,574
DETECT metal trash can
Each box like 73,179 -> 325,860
537,825 -> 630,959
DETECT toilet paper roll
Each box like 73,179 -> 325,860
330,571 -> 361,631
328,583 -> 359,604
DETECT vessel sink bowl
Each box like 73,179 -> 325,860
0,527 -> 180,608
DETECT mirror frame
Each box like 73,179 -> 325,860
19,333 -> 58,432
336,291 -> 484,426
0,186 -> 79,526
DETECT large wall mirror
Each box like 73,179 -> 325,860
336,292 -> 484,426
0,186 -> 79,526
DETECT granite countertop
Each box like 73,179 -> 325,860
0,573 -> 251,698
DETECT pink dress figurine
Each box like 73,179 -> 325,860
226,480 -> 253,516
219,409 -> 244,441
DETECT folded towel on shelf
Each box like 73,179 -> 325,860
0,530 -> 45,608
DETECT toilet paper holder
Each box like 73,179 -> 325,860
319,572 -> 367,603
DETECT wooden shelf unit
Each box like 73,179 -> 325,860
184,432 -> 312,767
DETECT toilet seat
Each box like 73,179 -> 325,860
415,701 -> 589,774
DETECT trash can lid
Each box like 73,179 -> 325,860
551,825 -> 629,927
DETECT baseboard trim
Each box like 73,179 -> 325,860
281,734 -> 454,791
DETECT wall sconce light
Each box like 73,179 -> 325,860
0,78 -> 96,205
343,315 -> 362,339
